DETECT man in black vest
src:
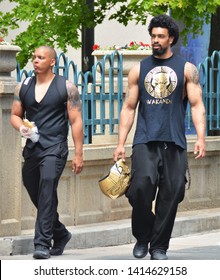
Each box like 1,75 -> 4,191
10,46 -> 83,259
113,14 -> 206,260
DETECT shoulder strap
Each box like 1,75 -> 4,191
19,76 -> 35,104
55,75 -> 67,105
55,75 -> 68,124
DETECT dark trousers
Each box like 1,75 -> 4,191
126,142 -> 187,253
22,142 -> 69,248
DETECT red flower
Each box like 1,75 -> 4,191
129,41 -> 136,47
92,41 -> 152,51
0,38 -> 4,42
92,44 -> 100,50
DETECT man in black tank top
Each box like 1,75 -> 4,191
114,14 -> 206,260
10,46 -> 84,259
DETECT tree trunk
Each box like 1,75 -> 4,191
208,7 -> 220,56
208,7 -> 220,136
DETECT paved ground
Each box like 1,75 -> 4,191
1,229 -> 220,260
2,211 -> 220,280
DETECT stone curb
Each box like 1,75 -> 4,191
1,208 -> 220,256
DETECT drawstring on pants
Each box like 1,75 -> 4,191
164,142 -> 168,150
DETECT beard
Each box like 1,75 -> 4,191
152,45 -> 167,56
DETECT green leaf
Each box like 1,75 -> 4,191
0,0 -> 219,66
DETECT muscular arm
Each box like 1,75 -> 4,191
66,80 -> 83,173
113,64 -> 140,161
10,83 -> 24,131
185,62 -> 206,159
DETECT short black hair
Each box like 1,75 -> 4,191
148,14 -> 179,46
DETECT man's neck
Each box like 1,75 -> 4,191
153,50 -> 173,60
36,72 -> 55,84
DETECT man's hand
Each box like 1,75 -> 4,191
113,144 -> 126,162
72,155 -> 83,174
194,139 -> 206,159
19,125 -> 39,142
19,125 -> 32,139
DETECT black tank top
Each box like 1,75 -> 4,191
133,54 -> 188,149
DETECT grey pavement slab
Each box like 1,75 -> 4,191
1,208 -> 220,259
1,229 -> 220,260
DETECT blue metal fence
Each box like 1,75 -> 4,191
198,50 -> 220,134
16,50 -> 220,143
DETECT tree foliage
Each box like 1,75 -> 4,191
0,0 -> 219,66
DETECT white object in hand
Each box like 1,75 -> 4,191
30,126 -> 40,143
19,125 -> 32,138
110,161 -> 123,175
19,125 -> 39,142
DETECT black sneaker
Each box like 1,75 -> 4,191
33,245 -> 50,259
50,232 -> 72,256
150,249 -> 168,260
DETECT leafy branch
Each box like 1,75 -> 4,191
0,0 -> 219,67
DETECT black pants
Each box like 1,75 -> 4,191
126,142 -> 187,253
22,142 -> 69,248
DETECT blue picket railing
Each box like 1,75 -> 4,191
198,50 -> 220,133
16,50 -> 220,143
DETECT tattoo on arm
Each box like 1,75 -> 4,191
191,66 -> 203,92
66,82 -> 82,111
14,95 -> 21,101
14,84 -> 21,102
191,65 -> 200,84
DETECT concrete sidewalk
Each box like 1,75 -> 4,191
1,229 -> 220,260
1,208 -> 220,259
